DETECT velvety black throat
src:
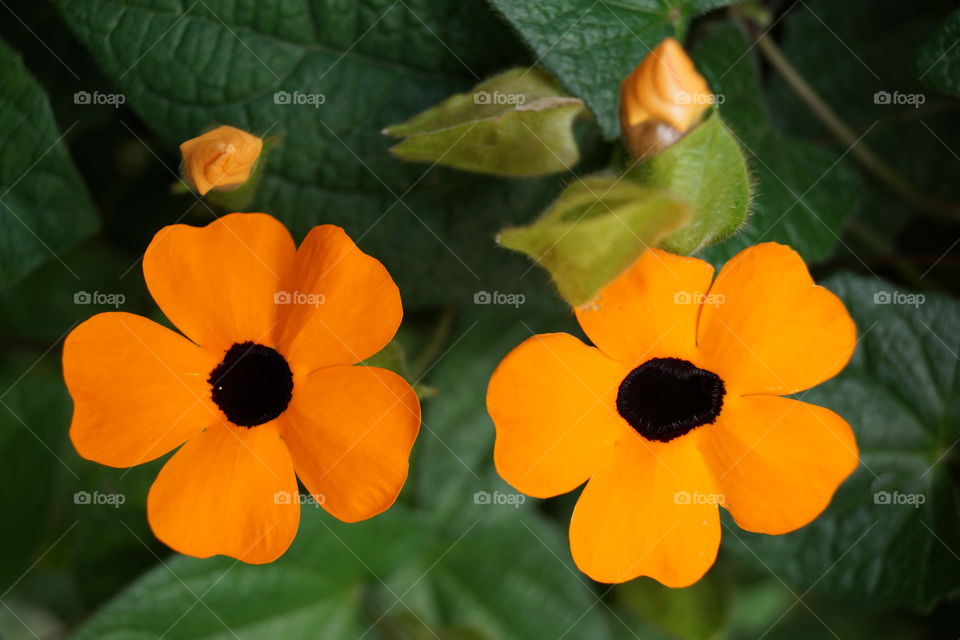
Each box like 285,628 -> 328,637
209,342 -> 293,427
616,357 -> 725,443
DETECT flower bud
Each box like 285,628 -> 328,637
620,38 -> 712,160
179,125 -> 263,195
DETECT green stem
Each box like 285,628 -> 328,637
412,307 -> 456,380
843,219 -> 927,288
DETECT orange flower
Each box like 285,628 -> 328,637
486,243 -> 858,587
63,213 -> 420,563
179,125 -> 263,195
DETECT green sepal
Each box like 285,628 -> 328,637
384,68 -> 585,177
628,110 -> 752,255
202,135 -> 278,211
498,176 -> 690,306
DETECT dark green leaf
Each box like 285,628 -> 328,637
53,0 -> 569,309
689,22 -> 859,265
0,348 -> 159,625
764,0 -> 959,249
0,239 -> 150,341
765,0 -> 946,140
71,504 -> 613,639
918,8 -> 960,97
725,273 -> 960,611
0,38 -> 98,286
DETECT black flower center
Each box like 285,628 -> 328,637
209,342 -> 293,427
616,357 -> 725,443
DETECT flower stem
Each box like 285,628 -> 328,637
843,219 -> 927,289
412,307 -> 456,380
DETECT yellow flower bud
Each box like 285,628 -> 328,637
619,38 -> 712,159
179,125 -> 263,195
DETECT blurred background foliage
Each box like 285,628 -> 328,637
1,0 -> 959,638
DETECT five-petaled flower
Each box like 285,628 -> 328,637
64,213 -> 420,563
180,125 -> 263,195
487,243 -> 859,587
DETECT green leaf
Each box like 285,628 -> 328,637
53,0 -> 571,309
384,68 -> 585,177
71,504 -> 613,639
499,176 -> 689,305
0,351 -> 74,589
0,37 -> 98,286
765,0 -> 945,139
689,21 -> 859,265
629,110 -> 751,254
616,573 -> 729,640
485,0 -> 742,139
0,348 -> 160,624
0,239 -> 150,341
428,513 -> 612,640
721,576 -> 922,640
764,0 -> 956,247
70,508 -> 405,640
725,273 -> 960,611
918,8 -> 960,96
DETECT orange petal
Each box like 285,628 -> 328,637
488,333 -> 631,499
147,421 -> 299,563
279,365 -> 420,522
575,249 -> 715,364
698,394 -> 858,535
698,243 -> 856,395
64,312 -> 218,468
143,213 -> 296,355
569,434 -> 720,586
275,225 -> 402,374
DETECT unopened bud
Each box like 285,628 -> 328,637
180,125 -> 263,195
620,38 -> 712,160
